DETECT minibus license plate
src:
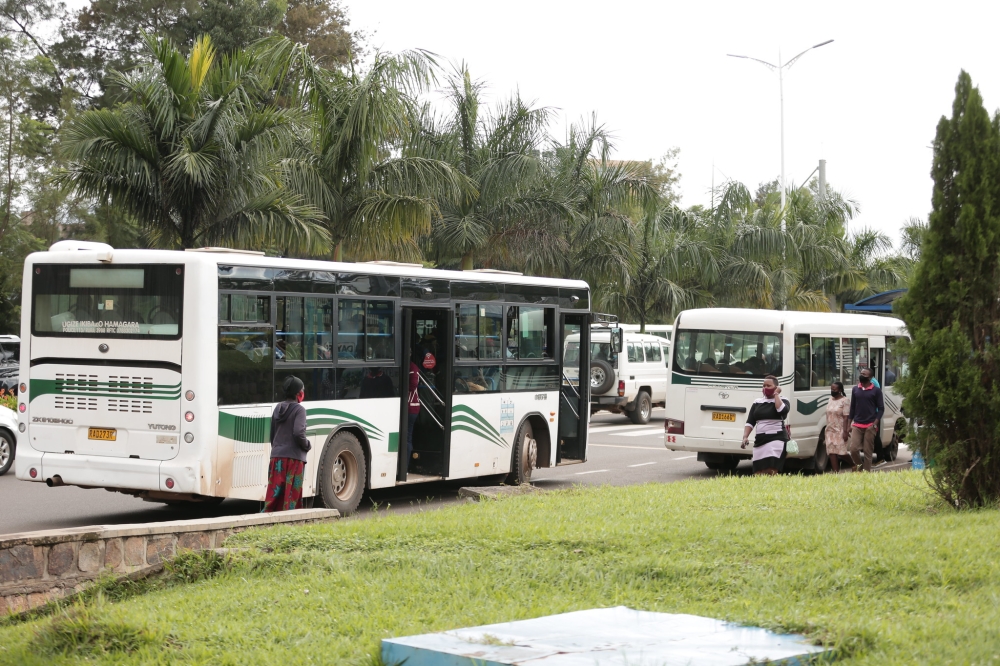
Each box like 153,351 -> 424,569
711,412 -> 736,422
88,427 -> 117,441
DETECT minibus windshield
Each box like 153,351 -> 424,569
673,329 -> 782,377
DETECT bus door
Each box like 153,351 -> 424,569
558,313 -> 589,462
398,307 -> 451,480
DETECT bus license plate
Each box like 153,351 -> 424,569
88,427 -> 117,441
712,412 -> 736,422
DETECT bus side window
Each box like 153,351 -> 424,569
885,336 -> 906,386
794,334 -> 810,391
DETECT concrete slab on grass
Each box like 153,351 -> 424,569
382,606 -> 832,665
457,485 -> 542,501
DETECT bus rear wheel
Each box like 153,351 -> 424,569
317,431 -> 367,516
505,421 -> 537,485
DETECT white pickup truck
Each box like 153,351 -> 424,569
589,328 -> 671,424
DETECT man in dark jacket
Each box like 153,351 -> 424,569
264,376 -> 311,512
848,368 -> 884,472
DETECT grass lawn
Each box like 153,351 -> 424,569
2,471 -> 1000,665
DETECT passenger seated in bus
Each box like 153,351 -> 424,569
359,367 -> 395,398
698,358 -> 721,373
743,345 -> 767,375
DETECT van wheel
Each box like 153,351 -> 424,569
628,391 -> 651,424
884,434 -> 899,462
590,360 -> 615,394
317,431 -> 367,516
505,421 -> 537,485
812,439 -> 829,474
0,430 -> 14,476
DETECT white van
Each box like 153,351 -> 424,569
621,324 -> 672,342
590,328 -> 671,424
664,308 -> 907,471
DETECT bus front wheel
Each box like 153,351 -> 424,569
505,421 -> 537,485
317,431 -> 367,516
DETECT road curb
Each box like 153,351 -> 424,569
458,484 -> 544,501
0,508 -> 338,616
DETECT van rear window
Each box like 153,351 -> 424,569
673,329 -> 782,377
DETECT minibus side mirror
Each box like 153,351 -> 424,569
611,328 -> 624,354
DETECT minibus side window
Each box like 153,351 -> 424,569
884,336 -> 907,386
794,334 -> 810,390
811,337 -> 840,387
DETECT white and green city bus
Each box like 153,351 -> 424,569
15,241 -> 594,514
664,308 -> 908,472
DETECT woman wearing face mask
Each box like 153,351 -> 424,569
824,381 -> 853,472
740,375 -> 791,475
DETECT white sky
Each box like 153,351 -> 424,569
347,0 -> 1000,247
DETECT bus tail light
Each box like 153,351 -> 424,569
666,419 -> 685,435
184,412 -> 195,422
165,478 -> 175,489
29,467 -> 37,478
617,381 -> 625,397
18,403 -> 25,413
19,383 -> 25,393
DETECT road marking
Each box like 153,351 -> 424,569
589,424 -> 644,434
618,427 -> 665,437
589,444 -> 668,451
575,469 -> 609,475
672,455 -> 696,460
628,462 -> 657,468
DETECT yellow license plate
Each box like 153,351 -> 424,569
88,427 -> 117,441
712,412 -> 736,422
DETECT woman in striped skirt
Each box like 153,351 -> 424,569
740,375 -> 790,475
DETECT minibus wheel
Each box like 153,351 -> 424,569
318,430 -> 367,516
811,438 -> 829,474
505,420 -> 537,485
884,434 -> 899,462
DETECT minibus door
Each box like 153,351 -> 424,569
558,313 -> 589,463
397,307 -> 452,481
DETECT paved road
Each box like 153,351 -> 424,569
0,409 -> 911,536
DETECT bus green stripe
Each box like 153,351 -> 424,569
221,408 -> 386,444
451,404 -> 502,439
305,408 -> 384,437
29,378 -> 181,402
451,415 -> 506,447
452,424 -> 509,448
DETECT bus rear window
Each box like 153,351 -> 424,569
673,329 -> 782,377
32,264 -> 183,338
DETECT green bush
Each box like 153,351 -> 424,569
897,70 -> 1000,507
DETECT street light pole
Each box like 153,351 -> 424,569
727,39 -> 833,227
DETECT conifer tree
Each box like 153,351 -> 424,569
897,71 -> 1000,506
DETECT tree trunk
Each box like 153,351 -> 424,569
333,242 -> 343,262
461,250 -> 473,271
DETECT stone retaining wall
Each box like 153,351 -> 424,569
0,509 -> 338,615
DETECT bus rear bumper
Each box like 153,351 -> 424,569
664,436 -> 746,454
16,452 -> 200,495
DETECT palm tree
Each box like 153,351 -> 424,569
283,46 -> 468,262
411,65 -> 571,273
827,227 -> 908,307
59,35 -> 327,251
597,204 -> 717,330
706,180 -> 847,311
551,118 -> 658,290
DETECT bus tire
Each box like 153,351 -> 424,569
590,360 -> 615,394
628,391 -> 651,424
0,429 -> 14,476
317,431 -> 367,516
505,420 -> 537,485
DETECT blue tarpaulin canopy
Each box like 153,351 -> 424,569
844,289 -> 907,313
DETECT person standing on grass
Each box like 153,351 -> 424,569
264,376 -> 311,512
849,368 -> 884,472
741,375 -> 790,475
825,381 -> 854,472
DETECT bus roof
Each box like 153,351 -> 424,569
674,308 -> 906,335
25,247 -> 590,291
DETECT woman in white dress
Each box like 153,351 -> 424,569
824,381 -> 853,472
